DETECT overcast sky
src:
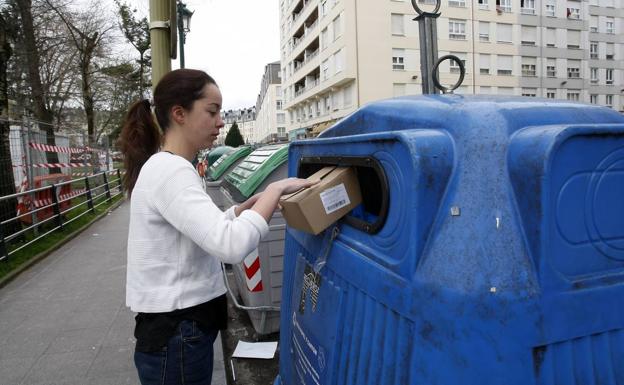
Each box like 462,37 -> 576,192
126,0 -> 281,111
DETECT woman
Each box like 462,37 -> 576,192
118,69 -> 315,385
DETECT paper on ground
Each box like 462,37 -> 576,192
232,341 -> 278,359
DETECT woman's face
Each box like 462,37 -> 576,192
184,83 -> 224,149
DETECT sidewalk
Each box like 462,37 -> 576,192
0,201 -> 226,385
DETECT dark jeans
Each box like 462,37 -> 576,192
134,320 -> 219,385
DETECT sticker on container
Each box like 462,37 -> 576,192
319,183 -> 350,214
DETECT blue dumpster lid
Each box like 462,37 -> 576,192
318,95 -> 624,139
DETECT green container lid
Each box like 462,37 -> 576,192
206,146 -> 234,167
223,144 -> 289,200
207,146 -> 252,181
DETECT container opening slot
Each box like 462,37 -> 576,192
298,157 -> 389,234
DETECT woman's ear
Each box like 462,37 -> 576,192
171,105 -> 185,125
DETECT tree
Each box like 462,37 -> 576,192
13,0 -> 61,169
45,0 -> 114,148
0,11 -> 18,233
225,122 -> 244,147
114,0 -> 150,99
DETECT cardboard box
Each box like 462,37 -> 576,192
280,166 -> 362,235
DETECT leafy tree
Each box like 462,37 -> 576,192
114,0 -> 150,98
224,122 -> 244,147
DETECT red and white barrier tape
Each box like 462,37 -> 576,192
28,142 -> 107,154
32,189 -> 87,208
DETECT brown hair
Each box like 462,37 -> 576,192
117,69 -> 217,195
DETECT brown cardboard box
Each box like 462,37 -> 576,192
280,166 -> 362,235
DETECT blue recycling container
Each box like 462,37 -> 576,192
274,95 -> 624,385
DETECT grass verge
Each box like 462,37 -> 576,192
0,194 -> 125,286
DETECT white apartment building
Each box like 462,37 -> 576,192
216,107 -> 257,145
279,0 -> 623,138
255,62 -> 288,144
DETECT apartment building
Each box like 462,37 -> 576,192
216,107 -> 256,145
279,0 -> 623,137
255,62 -> 288,144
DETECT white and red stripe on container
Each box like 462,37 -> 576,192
243,250 -> 263,292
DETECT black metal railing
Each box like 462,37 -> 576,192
0,169 -> 124,262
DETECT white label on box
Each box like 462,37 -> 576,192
320,183 -> 350,214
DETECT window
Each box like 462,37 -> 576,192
449,0 -> 466,7
320,0 -> 328,16
393,83 -> 406,97
479,22 -> 489,42
480,54 -> 490,75
392,48 -> 405,70
324,95 -> 331,112
590,68 -> 599,83
521,0 -> 535,14
496,23 -> 512,43
277,100 -> 283,110
277,127 -> 286,136
498,87 -> 514,95
566,7 -> 580,20
331,91 -> 341,111
590,16 -> 598,33
606,95 -> 613,107
343,85 -> 353,107
521,57 -> 537,77
590,42 -> 598,59
567,90 -> 580,101
334,49 -> 344,74
321,28 -> 329,49
590,94 -> 598,104
449,19 -> 466,40
522,88 -> 537,97
606,69 -> 614,85
276,86 -> 282,97
521,26 -> 537,46
606,18 -> 615,34
546,58 -> 556,77
480,86 -> 492,94
567,60 -> 581,78
606,43 -> 615,60
545,0 -> 555,16
546,28 -> 556,47
567,30 -> 581,49
277,113 -> 285,124
478,0 -> 488,9
496,0 -> 511,12
449,53 -> 466,74
332,14 -> 342,41
322,59 -> 330,80
546,89 -> 556,99
391,14 -> 405,35
497,55 -> 513,76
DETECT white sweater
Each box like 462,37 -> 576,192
126,152 -> 269,313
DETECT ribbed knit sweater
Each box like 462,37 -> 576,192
126,152 -> 269,313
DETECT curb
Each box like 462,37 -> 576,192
0,197 -> 126,290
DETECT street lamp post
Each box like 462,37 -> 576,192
177,1 -> 194,69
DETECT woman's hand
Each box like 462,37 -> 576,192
250,178 -> 319,222
267,177 -> 320,195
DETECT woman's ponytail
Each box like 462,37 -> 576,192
117,99 -> 161,196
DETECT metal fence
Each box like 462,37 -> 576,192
0,169 -> 124,262
5,117 -> 113,190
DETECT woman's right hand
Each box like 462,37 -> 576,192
268,177 -> 319,195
